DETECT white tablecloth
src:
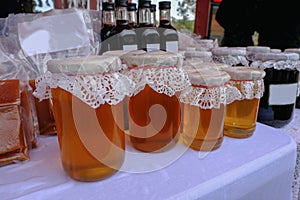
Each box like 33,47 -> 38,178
0,123 -> 296,200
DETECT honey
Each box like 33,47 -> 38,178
0,80 -> 29,166
29,80 -> 57,135
128,85 -> 181,152
51,88 -> 125,181
180,68 -> 230,151
222,67 -> 266,138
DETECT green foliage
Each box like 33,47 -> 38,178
173,0 -> 196,32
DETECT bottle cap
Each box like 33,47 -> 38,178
116,0 -> 128,7
102,2 -> 115,11
159,1 -> 171,9
150,4 -> 156,12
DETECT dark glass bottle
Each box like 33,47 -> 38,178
128,3 -> 138,28
100,2 -> 116,54
158,1 -> 178,53
150,4 -> 157,27
137,0 -> 160,51
109,0 -> 138,51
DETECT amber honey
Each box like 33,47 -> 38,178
128,85 -> 180,152
182,104 -> 225,151
224,98 -> 260,138
51,88 -> 125,181
29,80 -> 57,135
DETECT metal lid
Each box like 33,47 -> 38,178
47,56 -> 122,74
254,52 -> 299,61
186,68 -> 230,86
222,67 -> 266,80
123,51 -> 183,68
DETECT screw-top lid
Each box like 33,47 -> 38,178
47,56 -> 122,75
246,46 -> 270,54
159,1 -> 171,9
139,0 -> 151,8
102,2 -> 115,10
127,2 -> 137,11
212,47 -> 247,56
254,52 -> 299,61
150,4 -> 156,12
123,51 -> 183,68
222,67 -> 266,80
186,68 -> 230,86
115,0 -> 128,7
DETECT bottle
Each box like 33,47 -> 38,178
100,2 -> 116,54
137,0 -> 160,51
150,4 -> 157,27
110,0 -> 138,51
158,1 -> 178,53
128,3 -> 138,28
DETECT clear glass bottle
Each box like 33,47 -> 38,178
137,0 -> 160,51
109,0 -> 138,51
150,4 -> 157,27
100,2 -> 116,54
158,1 -> 178,53
128,3 -> 138,28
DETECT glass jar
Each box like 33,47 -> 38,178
222,67 -> 266,138
284,48 -> 300,108
212,47 -> 249,66
180,68 -> 230,151
123,51 -> 190,152
34,56 -> 129,181
251,52 -> 299,128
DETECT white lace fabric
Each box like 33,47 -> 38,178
33,71 -> 133,108
226,79 -> 265,104
250,60 -> 298,70
180,85 -> 227,109
124,66 -> 191,96
212,55 -> 249,66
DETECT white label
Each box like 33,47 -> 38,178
18,11 -> 90,56
269,83 -> 298,105
166,41 -> 178,53
123,45 -> 138,51
147,43 -> 160,52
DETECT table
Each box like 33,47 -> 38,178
0,123 -> 296,200
280,108 -> 300,200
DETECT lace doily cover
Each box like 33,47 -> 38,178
246,46 -> 271,62
179,68 -> 230,109
212,47 -> 249,66
34,56 -> 133,108
123,51 -> 191,96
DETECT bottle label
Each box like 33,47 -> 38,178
269,83 -> 298,105
166,41 -> 178,53
123,45 -> 138,51
147,44 -> 160,52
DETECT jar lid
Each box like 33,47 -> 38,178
123,51 -> 183,68
102,50 -> 145,60
254,52 -> 299,61
184,61 -> 229,70
222,67 -> 266,80
212,47 -> 247,56
284,48 -> 300,56
184,51 -> 212,58
186,68 -> 230,86
47,56 -> 122,74
246,46 -> 270,54
270,49 -> 281,53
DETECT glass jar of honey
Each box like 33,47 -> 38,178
212,47 -> 249,66
180,68 -> 230,151
123,51 -> 190,152
222,67 -> 266,138
34,56 -> 129,181
251,52 -> 299,128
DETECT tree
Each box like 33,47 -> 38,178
173,0 -> 196,32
